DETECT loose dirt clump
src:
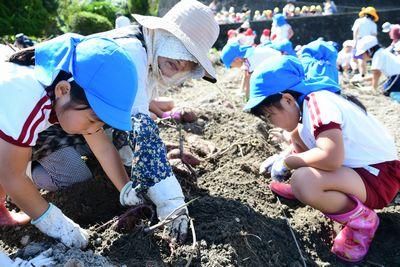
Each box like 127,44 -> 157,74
1,67 -> 399,266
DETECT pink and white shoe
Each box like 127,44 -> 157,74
325,195 -> 379,262
268,181 -> 297,200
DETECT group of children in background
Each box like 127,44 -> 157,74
0,0 -> 399,265
213,0 -> 337,25
221,5 -> 400,262
223,6 -> 400,103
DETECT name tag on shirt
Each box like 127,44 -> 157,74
364,165 -> 380,176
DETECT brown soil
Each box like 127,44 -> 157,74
1,66 -> 399,266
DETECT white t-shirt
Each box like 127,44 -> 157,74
352,17 -> 377,39
299,90 -> 398,168
271,24 -> 292,42
0,62 -> 54,147
371,48 -> 400,77
244,46 -> 281,73
115,16 -> 131,29
337,49 -> 353,67
260,35 -> 270,45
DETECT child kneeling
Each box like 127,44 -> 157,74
246,56 -> 400,262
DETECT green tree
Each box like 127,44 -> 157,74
128,0 -> 149,15
0,0 -> 59,37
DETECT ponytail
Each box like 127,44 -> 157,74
7,47 -> 35,66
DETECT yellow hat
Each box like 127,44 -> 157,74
274,7 -> 280,13
359,6 -> 379,22
310,5 -> 316,12
316,5 -> 322,12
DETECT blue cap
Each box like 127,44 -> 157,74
300,40 -> 339,83
273,14 -> 287,26
35,33 -> 138,131
269,40 -> 296,56
220,42 -> 252,68
244,56 -> 340,110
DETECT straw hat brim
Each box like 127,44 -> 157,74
358,10 -> 379,22
133,14 -> 217,83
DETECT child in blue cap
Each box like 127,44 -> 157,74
271,13 -> 294,42
300,39 -> 339,83
0,33 -> 141,248
220,41 -> 280,99
246,56 -> 400,262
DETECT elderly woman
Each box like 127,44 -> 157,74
29,0 -> 219,244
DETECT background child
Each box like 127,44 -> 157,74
221,42 -> 280,98
337,40 -> 357,77
246,56 -> 400,262
271,14 -> 294,42
355,35 -> 400,102
300,39 -> 339,83
1,33 -> 140,248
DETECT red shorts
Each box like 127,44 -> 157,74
353,160 -> 400,209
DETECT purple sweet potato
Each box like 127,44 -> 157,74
167,149 -> 201,166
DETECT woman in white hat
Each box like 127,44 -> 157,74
30,0 -> 219,245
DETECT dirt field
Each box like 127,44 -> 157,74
1,66 -> 399,266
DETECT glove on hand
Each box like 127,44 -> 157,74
12,249 -> 55,267
271,157 -> 292,182
32,203 -> 89,248
259,154 -> 281,175
147,175 -> 189,244
120,181 -> 143,206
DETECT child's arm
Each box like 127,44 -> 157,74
83,129 -> 129,191
284,128 -> 344,171
0,140 -> 48,219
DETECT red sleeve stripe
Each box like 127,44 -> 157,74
314,122 -> 342,138
24,104 -> 52,145
310,93 -> 322,127
17,95 -> 50,143
0,130 -> 31,147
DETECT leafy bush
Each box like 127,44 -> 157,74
69,11 -> 113,35
84,1 -> 118,25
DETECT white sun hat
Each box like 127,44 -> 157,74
382,22 -> 392,33
132,0 -> 220,83
355,35 -> 378,56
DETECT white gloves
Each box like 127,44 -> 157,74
147,175 -> 189,244
32,203 -> 89,249
1,249 -> 55,267
259,154 -> 280,175
259,154 -> 292,182
120,181 -> 144,206
271,157 -> 292,182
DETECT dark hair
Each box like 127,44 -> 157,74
365,14 -> 374,21
250,90 -> 367,119
368,44 -> 381,58
7,48 -> 90,110
250,90 -> 302,118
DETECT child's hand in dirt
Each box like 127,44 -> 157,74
32,203 -> 89,249
12,248 -> 55,267
271,158 -> 292,182
120,181 -> 144,206
147,175 -> 189,244
259,154 -> 280,175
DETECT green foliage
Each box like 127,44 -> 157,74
0,0 -> 59,37
84,1 -> 118,25
69,11 -> 113,35
128,0 -> 149,15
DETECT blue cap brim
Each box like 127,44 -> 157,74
243,96 -> 267,111
85,91 -> 132,131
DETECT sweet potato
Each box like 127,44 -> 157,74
113,204 -> 154,233
187,135 -> 217,157
167,148 -> 201,166
181,108 -> 197,123
169,159 -> 191,176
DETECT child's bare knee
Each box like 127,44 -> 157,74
291,167 -> 319,203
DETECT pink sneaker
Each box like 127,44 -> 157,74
268,181 -> 297,200
325,195 -> 379,262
